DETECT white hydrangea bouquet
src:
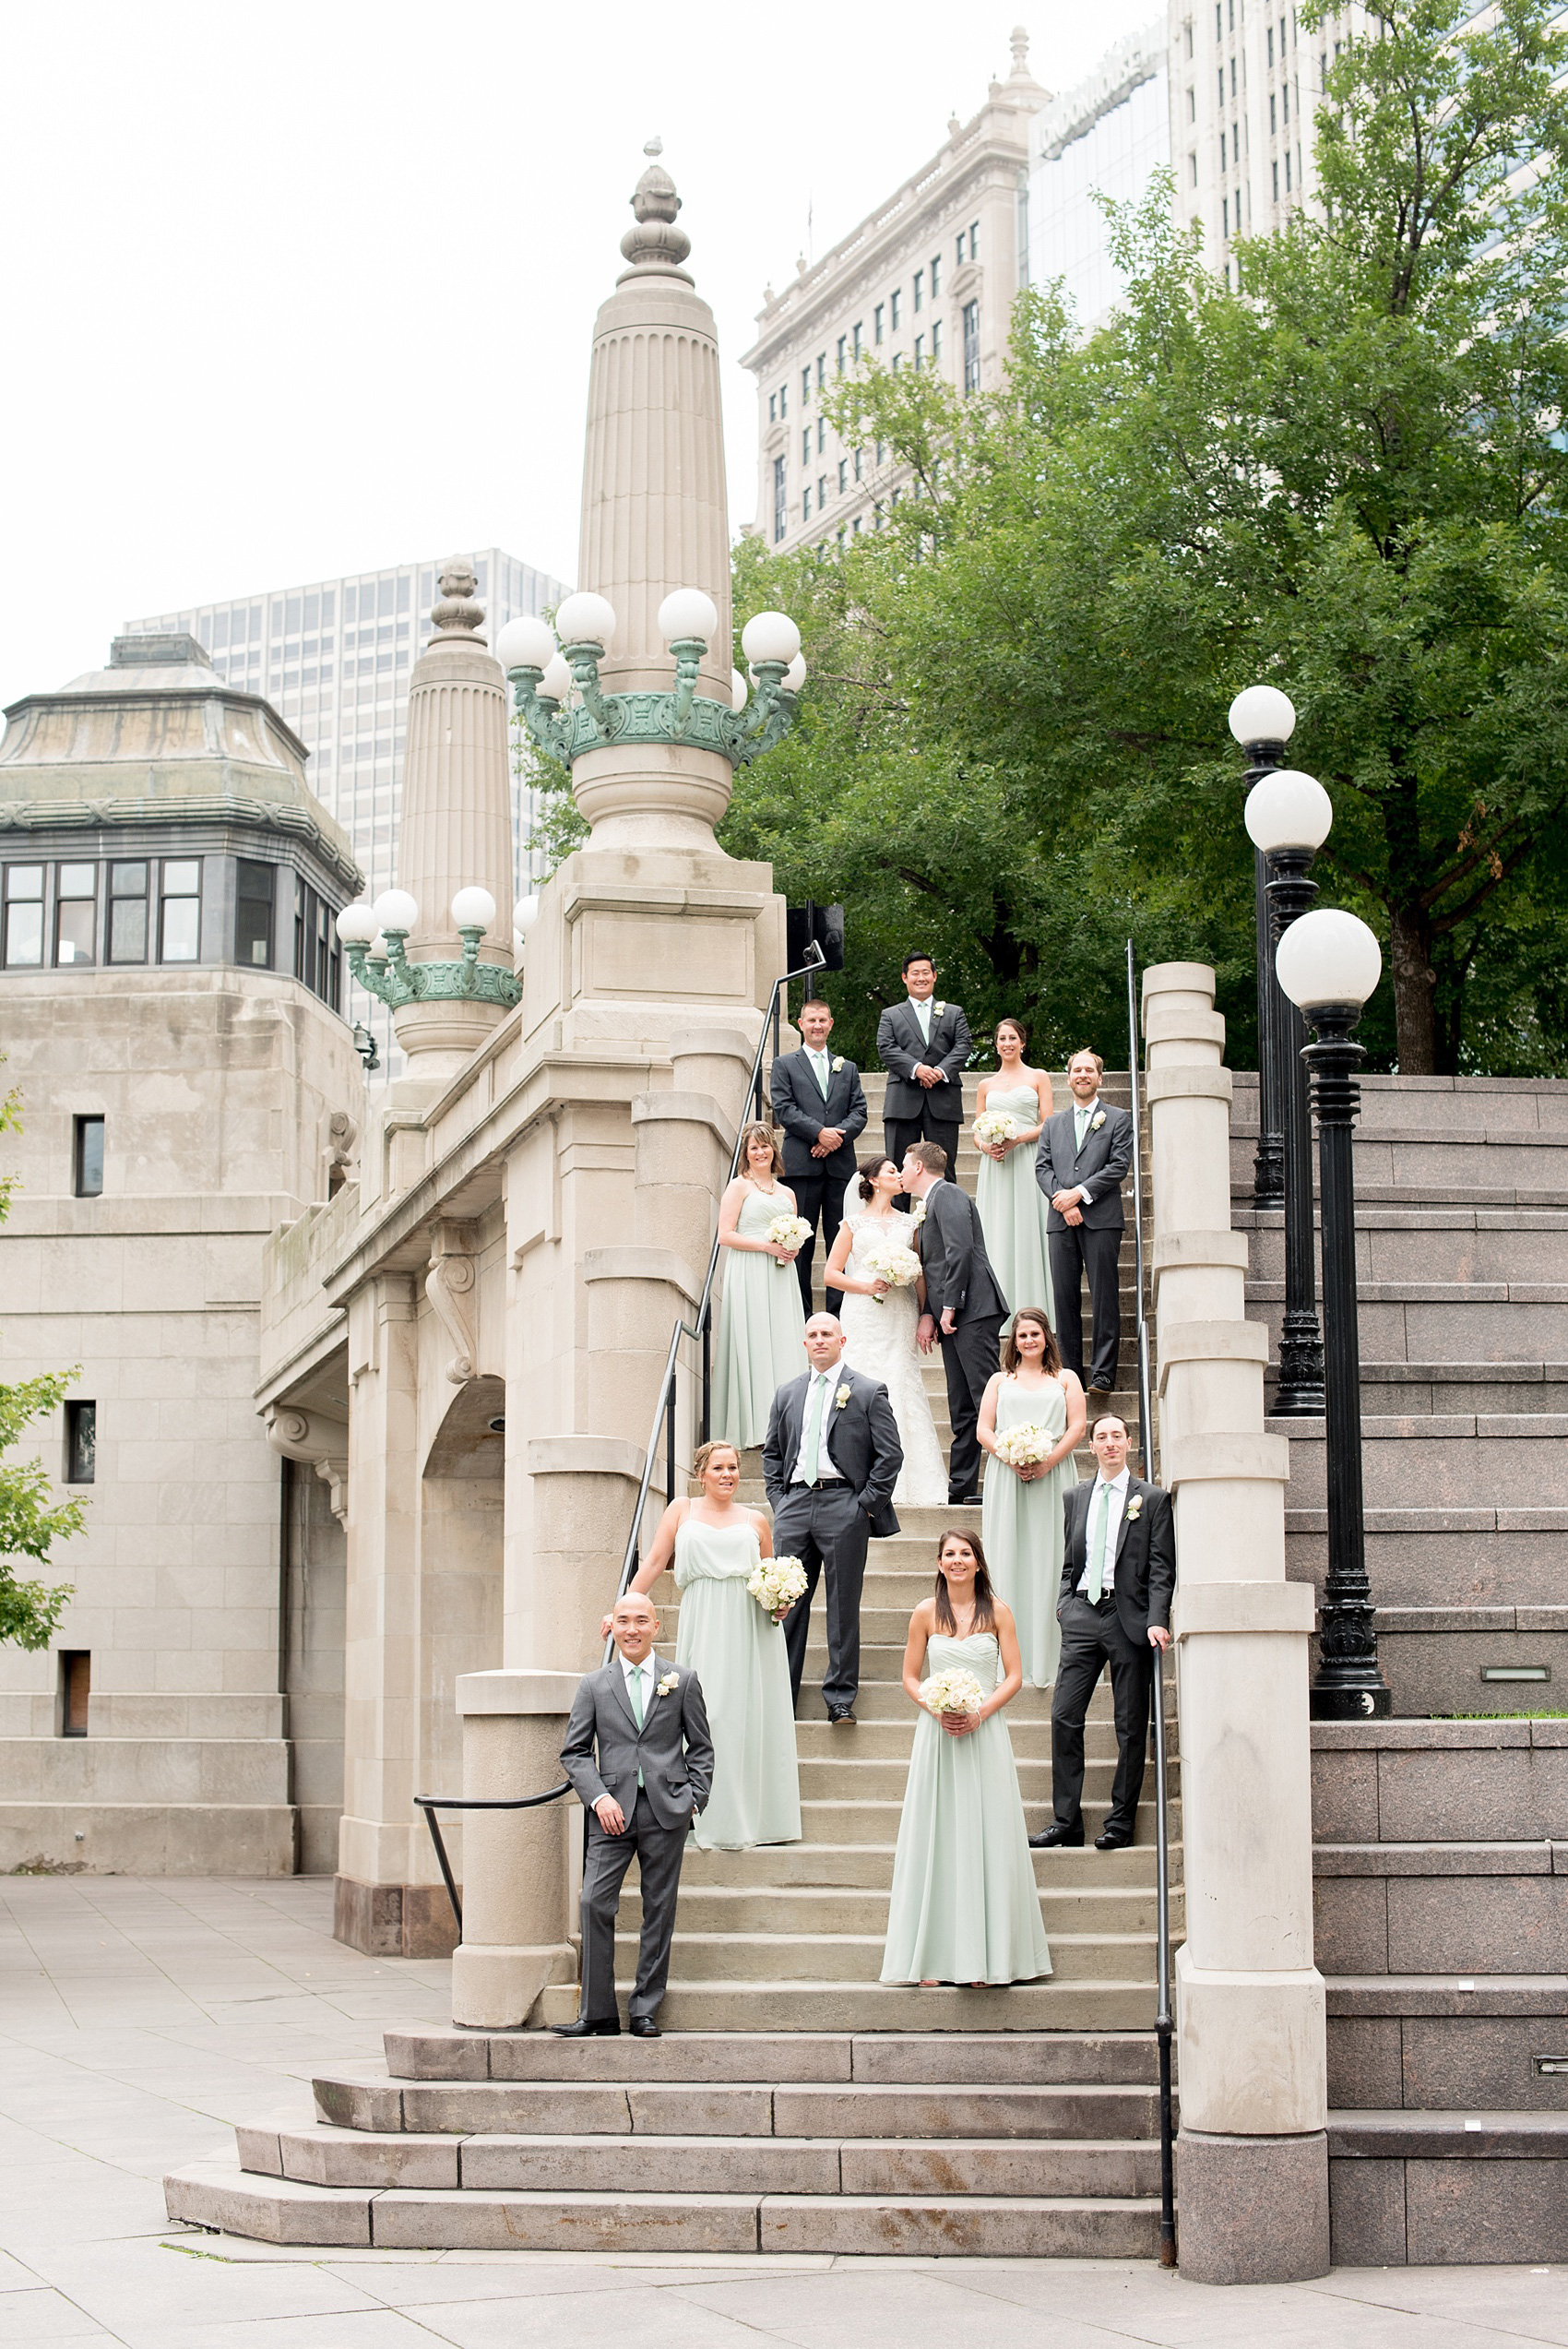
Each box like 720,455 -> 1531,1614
992,1424 -> 1054,1470
973,1108 -> 1021,1152
859,1236 -> 922,1303
766,1211 -> 812,1266
918,1666 -> 986,1717
748,1554 -> 808,1622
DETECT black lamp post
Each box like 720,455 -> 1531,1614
1244,768 -> 1331,1417
1228,685 -> 1298,1207
1277,906 -> 1393,1720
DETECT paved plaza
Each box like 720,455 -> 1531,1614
0,1875 -> 1560,2346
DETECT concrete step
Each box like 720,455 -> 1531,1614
383,2026 -> 1163,2085
638,1883 -> 1182,1937
1324,1977 -> 1568,2113
1286,1511 -> 1568,1613
1245,1211 -> 1568,1290
538,1978 -> 1164,2031
610,1927 -> 1155,1985
1271,1414 -> 1568,1509
0,1800 -> 298,1877
1250,1280 -> 1568,1365
674,1839 -> 1179,1890
790,1752 -> 1180,1800
785,1792 -> 1179,1845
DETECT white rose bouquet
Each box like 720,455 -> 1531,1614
992,1423 -> 1054,1471
859,1237 -> 922,1303
918,1666 -> 986,1717
973,1108 -> 1021,1153
748,1554 -> 809,1622
766,1212 -> 812,1266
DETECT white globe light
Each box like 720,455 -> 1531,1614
1229,684 -> 1297,747
555,590 -> 617,647
540,651 -> 573,701
451,887 -> 496,933
1244,769 -> 1334,853
495,615 -> 556,673
513,893 -> 540,936
657,587 -> 719,643
335,901 -> 379,946
782,653 -> 808,694
1276,907 -> 1383,1011
741,609 -> 802,665
373,888 -> 421,935
731,669 -> 748,712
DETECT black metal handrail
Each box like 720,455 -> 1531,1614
1125,937 -> 1176,2268
414,947 -> 826,1929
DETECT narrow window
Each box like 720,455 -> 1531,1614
1273,159 -> 1279,197
60,1651 -> 90,1737
962,300 -> 980,393
890,288 -> 902,329
65,1401 -> 96,1485
802,365 -> 811,406
837,457 -> 848,492
802,487 -> 813,520
159,860 -> 201,962
3,864 -> 44,966
816,353 -> 826,388
853,447 -> 863,481
818,472 -> 828,506
1191,151 -> 1199,184
931,253 -> 942,297
802,426 -> 811,465
968,220 -> 980,258
817,417 -> 826,454
779,380 -> 788,416
1286,147 -> 1293,189
914,268 -> 924,312
931,317 -> 943,363
773,454 -> 788,543
1270,92 -> 1277,132
235,860 -> 275,969
1267,25 -> 1274,63
54,864 -> 97,966
914,332 -> 925,370
836,334 -> 847,373
853,320 -> 863,358
768,391 -> 778,422
74,1115 -> 104,1198
874,303 -> 885,344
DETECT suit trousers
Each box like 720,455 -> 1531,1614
786,1168 -> 846,1317
939,1310 -> 1005,1500
885,1105 -> 962,1206
1051,1592 -> 1153,1837
578,1787 -> 688,2023
773,1482 -> 870,1711
1049,1222 -> 1124,1390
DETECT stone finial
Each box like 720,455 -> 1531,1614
948,112 -> 962,137
621,143 -> 692,275
431,559 -> 485,640
1010,24 -> 1030,74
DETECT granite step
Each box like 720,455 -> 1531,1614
609,1927 -> 1155,1985
382,2026 -> 1163,2085
632,1883 -> 1181,1937
674,1839 -> 1178,1889
540,1978 -> 1162,2032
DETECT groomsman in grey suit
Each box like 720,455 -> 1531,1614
771,998 -> 869,1314
1035,1048 -> 1134,1400
556,1590 -> 714,2038
765,1314 -> 903,1724
876,953 -> 972,1206
905,1140 -> 1009,1503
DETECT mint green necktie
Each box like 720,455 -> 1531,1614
802,1372 -> 828,1485
1087,1482 -> 1112,1604
629,1663 -> 645,1788
811,1053 -> 829,1098
1075,1105 -> 1090,1148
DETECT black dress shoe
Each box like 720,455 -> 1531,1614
948,1494 -> 983,1508
629,2014 -> 661,2038
551,2015 -> 620,2037
1029,1822 -> 1085,1848
1095,1829 -> 1134,1851
827,1704 -> 857,1726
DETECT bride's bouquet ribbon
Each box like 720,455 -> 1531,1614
918,1665 -> 986,1716
748,1554 -> 809,1621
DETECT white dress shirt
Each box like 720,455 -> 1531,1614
1076,1468 -> 1130,1593
791,1364 -> 844,1484
1072,1092 -> 1101,1206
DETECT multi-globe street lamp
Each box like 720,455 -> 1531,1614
1228,685 -> 1297,1206
1276,905 -> 1393,1720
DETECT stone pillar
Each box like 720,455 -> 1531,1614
1143,960 -> 1329,2285
450,1669 -> 579,2028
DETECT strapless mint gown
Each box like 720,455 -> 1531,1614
983,1373 -> 1078,1687
974,1081 -> 1054,1330
712,1186 -> 806,1451
881,1631 -> 1051,1985
674,1517 -> 801,1851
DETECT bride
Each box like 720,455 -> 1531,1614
825,1154 -> 947,1506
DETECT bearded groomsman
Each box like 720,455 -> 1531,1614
771,998 -> 869,1314
1035,1048 -> 1134,1402
877,953 -> 972,1205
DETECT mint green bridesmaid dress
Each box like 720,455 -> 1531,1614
880,1630 -> 1051,1985
674,1515 -> 801,1851
712,1186 -> 807,1450
983,1372 -> 1079,1688
973,1080 -> 1054,1329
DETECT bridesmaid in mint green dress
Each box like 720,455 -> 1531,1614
712,1123 -> 808,1451
882,1530 -> 1051,1986
974,1019 -> 1055,1330
625,1439 -> 801,1851
979,1309 -> 1086,1687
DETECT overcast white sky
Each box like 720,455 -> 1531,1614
1,0 -> 1154,712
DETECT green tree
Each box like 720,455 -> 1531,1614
0,1074 -> 82,1650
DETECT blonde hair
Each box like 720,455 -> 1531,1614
737,1121 -> 785,1178
691,1439 -> 741,1493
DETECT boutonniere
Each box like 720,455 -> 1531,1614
933,1001 -> 946,1017
909,1199 -> 926,1229
1091,1109 -> 1106,1130
831,1055 -> 844,1072
835,1383 -> 851,1409
656,1671 -> 679,1698
1124,1495 -> 1143,1521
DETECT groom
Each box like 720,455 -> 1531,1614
764,1313 -> 903,1724
771,997 -> 869,1314
906,1140 -> 1008,1505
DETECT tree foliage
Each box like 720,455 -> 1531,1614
0,1074 -> 81,1651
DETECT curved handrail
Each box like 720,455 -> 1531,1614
414,1783 -> 572,1937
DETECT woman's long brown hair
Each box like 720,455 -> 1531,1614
932,1528 -> 998,1635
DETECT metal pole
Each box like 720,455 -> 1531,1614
1124,941 -> 1155,1476
1241,740 -> 1289,1205
1266,853 -> 1326,1414
1151,1643 -> 1176,2265
1303,1006 -> 1391,1718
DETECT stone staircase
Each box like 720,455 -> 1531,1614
1234,1071 -> 1568,2263
165,1065 -> 1182,2253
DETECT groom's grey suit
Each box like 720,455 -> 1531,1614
560,1652 -> 713,2026
765,1361 -> 902,1712
917,1176 -> 1009,1502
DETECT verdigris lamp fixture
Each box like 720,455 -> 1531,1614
336,887 -> 523,1013
1229,684 -> 1297,1206
1245,766 -> 1334,1416
1276,904 -> 1392,1721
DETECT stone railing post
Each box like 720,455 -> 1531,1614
450,1669 -> 581,2028
1142,960 -> 1328,2285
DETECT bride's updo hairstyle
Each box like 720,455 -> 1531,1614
1002,1308 -> 1062,1376
933,1528 -> 998,1636
994,1017 -> 1028,1054
857,1153 -> 897,1203
690,1439 -> 740,1493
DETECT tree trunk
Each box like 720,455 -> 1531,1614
1388,898 -> 1439,1072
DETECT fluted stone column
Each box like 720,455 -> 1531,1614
1143,960 -> 1328,2285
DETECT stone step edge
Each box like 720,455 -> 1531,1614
1326,2110 -> 1568,2157
1325,1973 -> 1568,2017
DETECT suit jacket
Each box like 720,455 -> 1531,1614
916,1177 -> 1009,1326
770,1049 -> 869,1183
762,1361 -> 903,1539
876,999 -> 973,1122
1057,1474 -> 1175,1644
1035,1101 -> 1134,1233
559,1652 -> 714,1833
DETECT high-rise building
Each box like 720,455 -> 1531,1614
1172,0 -> 1348,281
1028,20 -> 1170,331
127,548 -> 570,1057
741,30 -> 1051,554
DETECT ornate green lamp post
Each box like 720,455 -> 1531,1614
336,886 -> 523,1014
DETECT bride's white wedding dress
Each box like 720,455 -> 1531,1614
837,1208 -> 948,1507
